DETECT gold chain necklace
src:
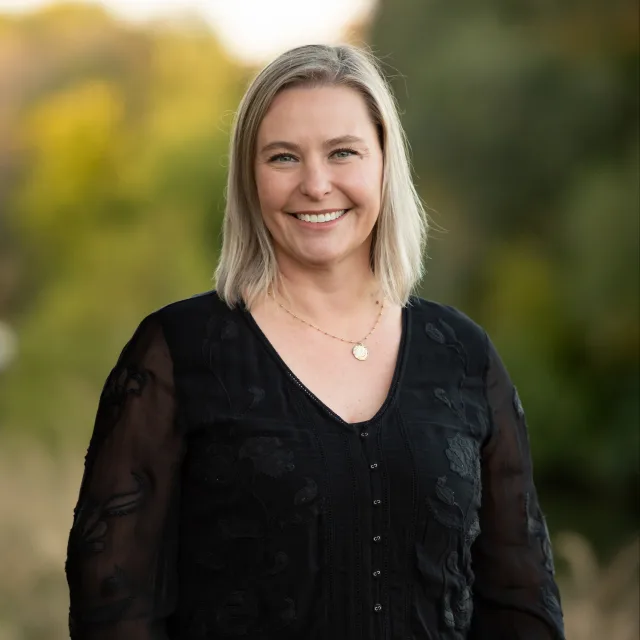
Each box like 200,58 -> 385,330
270,292 -> 385,361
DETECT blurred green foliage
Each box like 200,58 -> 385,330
369,0 -> 639,551
0,1 -> 637,556
0,4 -> 245,443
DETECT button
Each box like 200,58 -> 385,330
373,535 -> 381,542
374,604 -> 382,612
370,463 -> 378,470
373,499 -> 381,506
360,431 -> 369,438
373,570 -> 381,577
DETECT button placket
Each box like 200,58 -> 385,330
358,423 -> 384,622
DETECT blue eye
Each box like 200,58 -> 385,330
267,148 -> 358,163
268,153 -> 297,163
332,148 -> 358,159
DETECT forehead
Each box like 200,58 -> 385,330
257,85 -> 377,142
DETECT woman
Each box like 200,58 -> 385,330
65,44 -> 565,639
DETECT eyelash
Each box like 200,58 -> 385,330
268,147 -> 359,163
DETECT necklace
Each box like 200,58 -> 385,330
270,291 -> 385,361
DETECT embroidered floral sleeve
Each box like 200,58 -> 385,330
469,332 -> 566,639
65,316 -> 184,640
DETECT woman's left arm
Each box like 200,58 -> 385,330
469,331 -> 566,639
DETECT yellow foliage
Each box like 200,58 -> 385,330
16,80 -> 126,253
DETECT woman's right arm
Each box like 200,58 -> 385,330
65,315 -> 184,640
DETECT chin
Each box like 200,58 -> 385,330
281,238 -> 370,269
298,252 -> 342,267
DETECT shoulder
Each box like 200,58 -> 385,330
408,295 -> 486,338
153,289 -> 229,326
131,290 -> 237,360
157,287 -> 237,337
407,295 -> 489,362
107,291 -> 238,376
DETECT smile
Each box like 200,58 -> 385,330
292,209 -> 350,223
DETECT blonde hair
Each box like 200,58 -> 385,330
215,43 -> 428,308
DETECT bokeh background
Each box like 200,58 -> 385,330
0,0 -> 638,638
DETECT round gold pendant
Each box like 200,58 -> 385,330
352,343 -> 368,361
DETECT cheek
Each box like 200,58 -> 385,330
255,169 -> 292,210
345,162 -> 383,207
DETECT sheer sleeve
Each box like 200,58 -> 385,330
469,332 -> 566,639
65,315 -> 183,640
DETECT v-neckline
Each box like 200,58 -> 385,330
241,301 -> 412,429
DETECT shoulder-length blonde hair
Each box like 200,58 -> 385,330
215,43 -> 428,308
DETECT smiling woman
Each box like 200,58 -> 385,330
217,44 -> 425,311
65,44 -> 566,639
253,84 -> 384,277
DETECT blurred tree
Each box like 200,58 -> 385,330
0,4 -> 243,445
368,0 -> 639,552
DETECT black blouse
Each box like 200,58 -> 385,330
65,292 -> 565,639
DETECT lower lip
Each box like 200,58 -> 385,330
291,210 -> 350,228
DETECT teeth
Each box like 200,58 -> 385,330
295,209 -> 348,223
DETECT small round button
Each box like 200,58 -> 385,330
374,604 -> 382,612
373,570 -> 381,577
373,499 -> 381,506
370,463 -> 378,470
373,535 -> 381,542
360,431 -> 369,438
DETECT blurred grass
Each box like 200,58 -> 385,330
556,531 -> 639,640
0,435 -> 637,639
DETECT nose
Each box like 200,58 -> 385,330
299,158 -> 332,200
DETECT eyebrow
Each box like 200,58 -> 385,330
259,135 -> 368,155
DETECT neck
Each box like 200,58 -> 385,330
273,258 -> 379,319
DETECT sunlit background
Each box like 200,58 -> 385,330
0,1 -> 638,638
0,0 -> 375,63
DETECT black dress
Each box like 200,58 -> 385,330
65,291 -> 566,639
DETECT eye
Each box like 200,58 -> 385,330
268,153 -> 297,163
331,147 -> 358,159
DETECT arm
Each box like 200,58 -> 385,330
65,315 -> 184,640
469,332 -> 565,639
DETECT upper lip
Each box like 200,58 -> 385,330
289,208 -> 350,215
